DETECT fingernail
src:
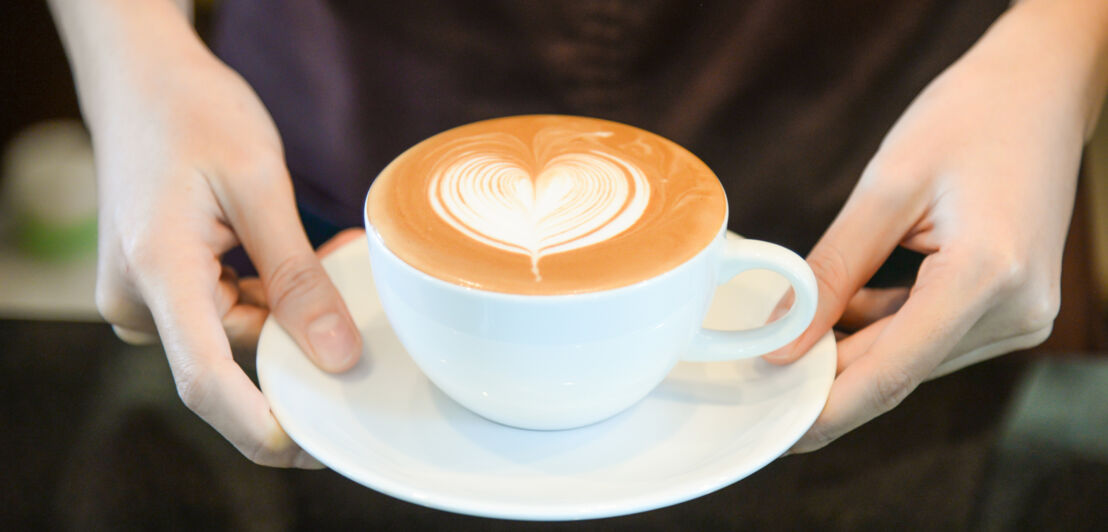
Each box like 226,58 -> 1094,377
307,313 -> 357,371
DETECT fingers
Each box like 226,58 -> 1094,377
222,229 -> 364,370
139,245 -> 320,468
96,252 -> 159,337
791,250 -> 989,453
260,235 -> 360,373
215,265 -> 242,317
317,228 -> 366,257
764,181 -> 925,364
237,277 -> 266,307
223,276 -> 268,367
836,287 -> 909,333
215,159 -> 361,373
223,300 -> 268,367
213,265 -> 265,361
770,286 -> 907,334
106,264 -> 258,349
834,314 -> 893,375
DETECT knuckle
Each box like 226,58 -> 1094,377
174,363 -> 211,415
1015,289 -> 1060,336
265,253 -> 328,311
973,246 -> 1059,340
118,229 -> 163,276
991,259 -> 1029,296
95,279 -> 134,325
224,148 -> 285,186
858,152 -> 922,199
808,244 -> 853,311
971,245 -> 1029,296
870,365 -> 918,413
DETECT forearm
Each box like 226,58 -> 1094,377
980,0 -> 1108,140
47,0 -> 203,130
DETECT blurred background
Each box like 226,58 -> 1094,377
3,2 -> 1108,530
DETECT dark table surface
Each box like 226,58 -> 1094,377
3,318 -> 1106,531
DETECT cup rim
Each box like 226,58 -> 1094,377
361,113 -> 730,301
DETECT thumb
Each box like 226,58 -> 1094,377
261,247 -> 361,372
218,158 -> 361,372
763,176 -> 922,364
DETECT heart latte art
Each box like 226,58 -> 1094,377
428,132 -> 651,281
367,115 -> 726,295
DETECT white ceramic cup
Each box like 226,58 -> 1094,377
363,208 -> 819,430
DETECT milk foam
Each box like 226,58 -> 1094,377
427,129 -> 650,280
367,115 -> 727,295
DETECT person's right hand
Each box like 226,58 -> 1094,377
90,31 -> 362,467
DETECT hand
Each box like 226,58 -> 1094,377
765,0 -> 1108,453
92,45 -> 362,467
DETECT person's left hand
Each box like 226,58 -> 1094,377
764,0 -> 1107,453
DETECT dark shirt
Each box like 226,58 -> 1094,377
212,0 -> 1007,257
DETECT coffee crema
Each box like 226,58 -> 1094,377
366,115 -> 726,295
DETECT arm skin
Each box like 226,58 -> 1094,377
767,0 -> 1108,452
47,0 -> 362,467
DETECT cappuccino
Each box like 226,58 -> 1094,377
366,115 -> 726,295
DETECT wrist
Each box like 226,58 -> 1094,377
972,0 -> 1108,140
49,0 -> 210,132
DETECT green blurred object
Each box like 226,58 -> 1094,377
13,213 -> 97,259
2,119 -> 98,262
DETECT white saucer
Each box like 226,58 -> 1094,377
257,235 -> 834,521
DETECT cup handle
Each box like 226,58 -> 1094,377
683,237 -> 818,361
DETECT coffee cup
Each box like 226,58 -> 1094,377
364,115 -> 818,429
